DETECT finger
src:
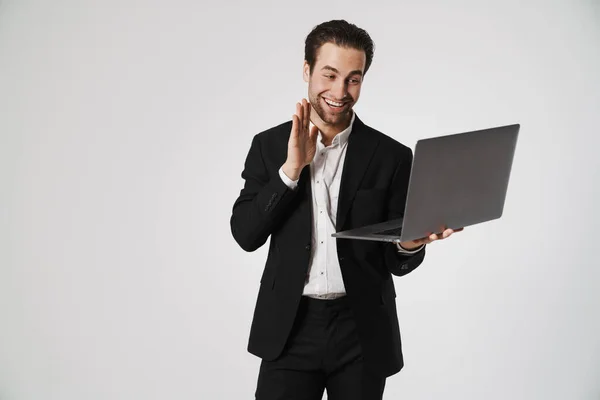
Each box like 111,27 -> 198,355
442,229 -> 453,239
298,100 -> 303,133
303,99 -> 310,131
297,102 -> 304,133
298,99 -> 306,135
290,115 -> 299,139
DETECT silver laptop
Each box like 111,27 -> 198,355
332,123 -> 520,243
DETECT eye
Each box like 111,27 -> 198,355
324,75 -> 335,80
349,78 -> 361,84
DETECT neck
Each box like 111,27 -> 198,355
312,112 -> 353,146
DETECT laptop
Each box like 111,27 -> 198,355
332,123 -> 520,243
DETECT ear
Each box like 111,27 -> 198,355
303,61 -> 310,83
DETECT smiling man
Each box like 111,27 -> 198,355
230,20 -> 460,400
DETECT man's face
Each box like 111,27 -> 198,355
303,42 -> 366,130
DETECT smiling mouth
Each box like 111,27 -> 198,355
323,98 -> 349,109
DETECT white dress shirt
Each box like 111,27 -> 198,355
279,113 -> 421,299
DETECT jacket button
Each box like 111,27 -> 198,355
339,257 -> 345,261
305,244 -> 311,251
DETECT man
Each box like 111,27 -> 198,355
230,20 -> 461,400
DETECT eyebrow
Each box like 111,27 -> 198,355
321,65 -> 363,77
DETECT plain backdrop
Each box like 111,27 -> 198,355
1,0 -> 599,399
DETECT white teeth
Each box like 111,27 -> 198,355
324,99 -> 344,107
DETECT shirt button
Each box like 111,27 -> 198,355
320,272 -> 324,275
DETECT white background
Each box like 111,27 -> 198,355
1,0 -> 599,399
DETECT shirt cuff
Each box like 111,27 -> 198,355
279,166 -> 299,190
396,242 -> 424,254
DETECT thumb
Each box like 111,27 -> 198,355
310,125 -> 319,142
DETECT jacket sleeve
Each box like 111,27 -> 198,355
383,146 -> 427,276
230,134 -> 301,252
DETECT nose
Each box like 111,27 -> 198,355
331,79 -> 348,100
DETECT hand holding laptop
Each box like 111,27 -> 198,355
396,227 -> 464,250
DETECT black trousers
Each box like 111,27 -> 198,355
255,296 -> 386,400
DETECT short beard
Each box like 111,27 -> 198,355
308,91 -> 353,126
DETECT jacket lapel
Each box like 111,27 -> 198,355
335,114 -> 380,230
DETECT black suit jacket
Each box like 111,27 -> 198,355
230,114 -> 426,377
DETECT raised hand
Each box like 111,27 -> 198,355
282,99 -> 319,181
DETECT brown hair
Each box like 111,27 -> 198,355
304,20 -> 375,75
